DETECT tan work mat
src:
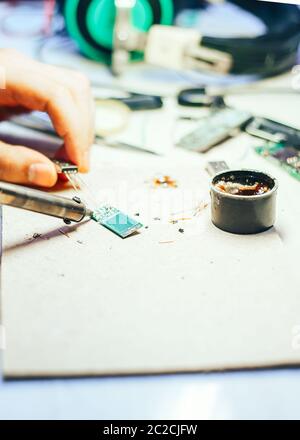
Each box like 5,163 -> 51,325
1,146 -> 300,377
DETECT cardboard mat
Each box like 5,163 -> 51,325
1,146 -> 300,377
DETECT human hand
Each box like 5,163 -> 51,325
0,49 -> 94,187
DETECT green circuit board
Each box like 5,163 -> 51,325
92,206 -> 143,238
255,142 -> 300,181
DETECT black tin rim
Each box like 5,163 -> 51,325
211,169 -> 278,201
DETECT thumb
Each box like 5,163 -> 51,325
0,141 -> 57,187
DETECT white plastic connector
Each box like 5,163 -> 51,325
145,25 -> 201,70
145,25 -> 232,73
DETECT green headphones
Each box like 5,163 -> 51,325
60,0 -> 174,64
59,0 -> 300,77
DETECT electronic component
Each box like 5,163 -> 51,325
177,108 -> 252,153
246,117 -> 300,148
52,160 -> 78,175
255,142 -> 300,181
146,25 -> 232,73
206,161 -> 229,177
52,159 -> 80,193
92,206 -> 143,238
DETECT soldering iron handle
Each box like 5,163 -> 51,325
0,181 -> 89,222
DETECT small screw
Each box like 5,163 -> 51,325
63,218 -> 72,225
73,196 -> 81,204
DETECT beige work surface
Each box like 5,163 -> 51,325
1,133 -> 300,378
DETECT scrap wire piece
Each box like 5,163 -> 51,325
92,206 -> 143,238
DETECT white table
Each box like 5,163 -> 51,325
1,1 -> 300,420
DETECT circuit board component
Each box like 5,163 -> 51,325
255,142 -> 300,181
52,160 -> 78,175
92,206 -> 143,238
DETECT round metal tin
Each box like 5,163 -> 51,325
210,169 -> 278,234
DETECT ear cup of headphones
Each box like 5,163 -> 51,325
62,0 -> 174,63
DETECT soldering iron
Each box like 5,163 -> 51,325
0,181 -> 143,238
0,182 -> 92,224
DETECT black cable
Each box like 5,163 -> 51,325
201,0 -> 300,76
57,0 -> 300,77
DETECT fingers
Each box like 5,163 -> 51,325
44,65 -> 95,146
0,49 -> 94,172
44,83 -> 87,170
42,65 -> 94,171
0,141 -> 57,187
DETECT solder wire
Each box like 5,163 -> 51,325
65,173 -> 99,211
75,174 -> 99,209
65,172 -> 80,192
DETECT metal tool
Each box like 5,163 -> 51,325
0,182 -> 92,224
